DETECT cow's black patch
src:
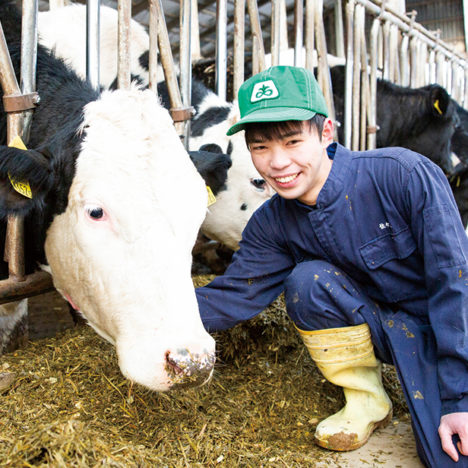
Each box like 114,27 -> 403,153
191,106 -> 231,137
139,50 -> 149,71
189,149 -> 231,195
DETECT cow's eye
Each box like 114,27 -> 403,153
86,206 -> 105,220
251,178 -> 266,191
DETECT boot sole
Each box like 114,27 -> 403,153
314,407 -> 393,452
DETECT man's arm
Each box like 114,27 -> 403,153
405,160 -> 468,457
196,202 -> 296,331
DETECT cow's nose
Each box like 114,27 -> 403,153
165,348 -> 215,389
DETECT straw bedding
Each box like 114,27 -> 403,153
0,275 -> 408,467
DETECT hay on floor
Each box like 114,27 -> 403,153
0,275 -> 408,467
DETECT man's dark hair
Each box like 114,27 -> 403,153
244,114 -> 326,147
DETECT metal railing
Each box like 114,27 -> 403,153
0,0 -> 54,305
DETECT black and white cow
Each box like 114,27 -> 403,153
0,1 -> 215,391
38,4 -> 274,252
329,65 -> 459,175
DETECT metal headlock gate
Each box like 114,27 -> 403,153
209,0 -> 468,151
0,0 -> 193,309
0,0 -> 467,309
0,0 -> 53,305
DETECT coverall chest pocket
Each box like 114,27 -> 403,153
359,228 -> 422,303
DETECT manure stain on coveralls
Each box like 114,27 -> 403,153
401,323 -> 415,338
345,194 -> 352,211
412,390 -> 424,400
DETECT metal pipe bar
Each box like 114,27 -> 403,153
0,8 -> 54,304
368,17 -> 380,150
382,20 -> 390,80
86,0 -> 100,90
409,36 -> 419,87
154,0 -> 184,116
233,0 -> 245,98
304,0 -> 315,70
4,215 -> 24,280
271,0 -> 281,66
0,24 -> 20,98
359,7 -> 369,151
117,0 -> 131,90
215,0 -> 227,100
247,0 -> 266,73
399,32 -> 409,86
354,0 -> 468,67
148,0 -> 159,93
351,3 -> 363,151
190,0 -> 201,61
436,50 -> 446,88
344,0 -> 355,148
388,23 -> 398,83
0,271 -> 54,304
428,47 -> 436,84
315,0 -> 335,124
0,20 -> 25,282
180,0 -> 192,148
279,0 -> 289,52
294,0 -> 304,67
20,0 -> 38,144
334,0 -> 345,59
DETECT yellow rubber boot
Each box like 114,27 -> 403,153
298,323 -> 392,451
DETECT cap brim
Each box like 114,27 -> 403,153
226,107 -> 317,136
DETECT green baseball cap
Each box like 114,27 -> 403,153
227,65 -> 329,136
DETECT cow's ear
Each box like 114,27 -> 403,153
0,145 -> 53,218
429,85 -> 450,117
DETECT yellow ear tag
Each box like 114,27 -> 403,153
7,135 -> 33,199
434,99 -> 443,115
206,186 -> 216,207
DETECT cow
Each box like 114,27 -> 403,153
449,164 -> 468,232
451,101 -> 468,167
37,4 -> 274,252
329,65 -> 459,175
0,1 -> 215,392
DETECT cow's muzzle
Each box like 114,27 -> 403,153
165,348 -> 215,389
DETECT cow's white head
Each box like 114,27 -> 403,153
0,87 -> 215,391
190,105 -> 275,250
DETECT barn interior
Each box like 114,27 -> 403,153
2,0 -> 468,466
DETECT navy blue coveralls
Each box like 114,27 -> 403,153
196,143 -> 468,467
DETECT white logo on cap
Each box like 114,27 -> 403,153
251,80 -> 279,103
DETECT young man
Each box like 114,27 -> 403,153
195,65 -> 468,467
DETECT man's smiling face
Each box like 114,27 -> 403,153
248,118 -> 334,206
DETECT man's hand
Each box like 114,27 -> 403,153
439,412 -> 468,461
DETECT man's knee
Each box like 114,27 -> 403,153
284,260 -> 346,330
284,260 -> 343,301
